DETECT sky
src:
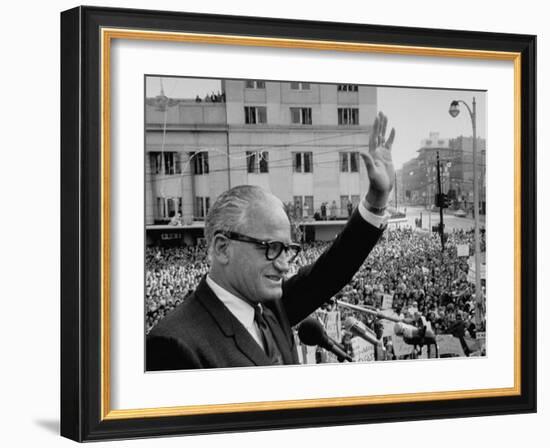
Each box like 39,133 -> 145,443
378,87 -> 486,169
146,76 -> 222,100
146,76 -> 486,170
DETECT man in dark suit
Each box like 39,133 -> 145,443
146,112 -> 396,370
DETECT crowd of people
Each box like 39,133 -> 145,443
145,226 -> 486,356
194,91 -> 225,103
145,243 -> 209,332
327,227 -> 485,333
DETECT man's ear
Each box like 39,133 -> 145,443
211,235 -> 231,265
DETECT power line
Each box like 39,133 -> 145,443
147,128 -> 371,152
145,144 -> 369,183
147,126 -> 372,180
146,157 -> 364,183
148,142 -> 373,176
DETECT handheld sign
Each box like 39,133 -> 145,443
351,337 -> 375,362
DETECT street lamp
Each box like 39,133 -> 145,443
448,97 -> 483,329
448,100 -> 460,118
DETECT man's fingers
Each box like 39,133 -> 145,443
360,152 -> 376,176
379,112 -> 387,138
369,116 -> 379,150
385,128 -> 396,149
370,112 -> 393,151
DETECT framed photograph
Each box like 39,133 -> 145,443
61,6 -> 536,442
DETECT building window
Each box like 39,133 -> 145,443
293,152 -> 313,173
291,195 -> 314,218
164,152 -> 179,175
290,107 -> 312,125
150,152 -> 182,175
304,196 -> 314,217
292,196 -> 303,218
151,153 -> 163,174
156,197 -> 165,218
340,196 -> 349,216
340,152 -> 348,172
194,196 -> 210,220
290,82 -> 310,90
156,197 -> 182,219
338,108 -> 359,125
337,84 -> 359,92
167,198 -> 176,218
244,106 -> 267,124
340,195 -> 361,216
166,197 -> 183,218
245,80 -> 266,89
191,151 -> 209,175
246,151 -> 269,173
340,152 -> 359,172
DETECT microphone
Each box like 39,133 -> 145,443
394,317 -> 436,345
336,300 -> 403,323
393,322 -> 421,338
344,317 -> 382,347
298,317 -> 352,362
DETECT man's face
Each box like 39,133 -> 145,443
226,195 -> 292,304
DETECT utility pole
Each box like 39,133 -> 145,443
449,98 -> 483,328
436,150 -> 445,251
394,172 -> 398,212
470,98 -> 483,327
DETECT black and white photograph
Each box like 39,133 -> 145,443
144,76 -> 487,370
54,4 -> 537,443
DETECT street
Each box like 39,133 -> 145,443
394,205 -> 486,232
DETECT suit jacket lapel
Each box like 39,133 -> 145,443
195,277 -> 271,366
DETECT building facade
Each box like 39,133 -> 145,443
401,132 -> 486,213
145,79 -> 378,243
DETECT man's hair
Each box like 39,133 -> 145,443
204,185 -> 270,254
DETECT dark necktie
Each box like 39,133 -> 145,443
254,305 -> 283,365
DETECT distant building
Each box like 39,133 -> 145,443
145,79 -> 378,245
401,132 -> 486,213
392,168 -> 405,210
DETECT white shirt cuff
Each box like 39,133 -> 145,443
358,196 -> 389,229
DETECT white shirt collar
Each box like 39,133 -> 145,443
206,275 -> 256,331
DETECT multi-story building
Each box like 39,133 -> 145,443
448,136 -> 487,214
402,157 -> 426,205
401,132 -> 486,212
145,79 -> 378,244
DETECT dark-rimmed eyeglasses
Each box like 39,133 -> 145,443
215,230 -> 301,263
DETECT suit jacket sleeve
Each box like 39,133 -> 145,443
146,335 -> 203,371
281,209 -> 384,326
